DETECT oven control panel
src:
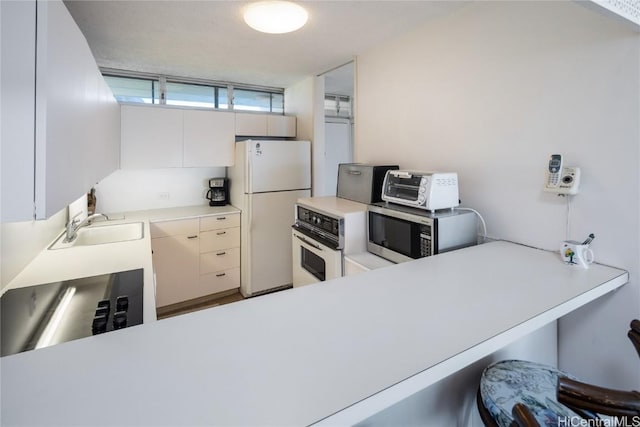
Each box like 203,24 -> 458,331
296,207 -> 340,236
294,206 -> 344,249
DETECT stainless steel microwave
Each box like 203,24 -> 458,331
367,203 -> 477,264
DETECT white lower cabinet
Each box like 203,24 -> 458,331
151,212 -> 240,308
152,232 -> 201,307
200,247 -> 240,275
150,218 -> 200,307
199,267 -> 240,295
199,224 -> 240,296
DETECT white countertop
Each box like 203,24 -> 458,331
296,195 -> 368,217
119,204 -> 240,223
0,241 -> 628,426
4,204 -> 241,324
344,251 -> 396,270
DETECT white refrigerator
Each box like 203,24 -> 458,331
228,140 -> 311,297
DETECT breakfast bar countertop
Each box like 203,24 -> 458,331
0,241 -> 628,426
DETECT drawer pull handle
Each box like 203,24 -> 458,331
216,231 -> 226,235
216,273 -> 226,277
217,217 -> 226,220
187,235 -> 198,239
216,252 -> 226,256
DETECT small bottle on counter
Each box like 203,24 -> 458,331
87,188 -> 96,215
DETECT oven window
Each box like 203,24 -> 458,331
369,212 -> 418,258
301,247 -> 326,281
392,184 -> 419,201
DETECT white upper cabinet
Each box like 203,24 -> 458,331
121,105 -> 183,169
1,0 -> 120,221
235,113 -> 268,136
35,0 -> 120,220
183,110 -> 235,167
235,113 -> 296,137
121,105 -> 236,169
1,1 -> 36,222
267,115 -> 296,137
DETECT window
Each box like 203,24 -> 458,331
102,71 -> 284,113
325,94 -> 351,118
165,82 -> 229,109
233,88 -> 283,113
103,75 -> 160,104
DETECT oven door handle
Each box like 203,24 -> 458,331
295,234 -> 322,251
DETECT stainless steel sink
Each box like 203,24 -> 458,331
49,222 -> 144,250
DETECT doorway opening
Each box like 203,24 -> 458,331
321,61 -> 354,196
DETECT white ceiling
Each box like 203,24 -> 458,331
64,1 -> 469,90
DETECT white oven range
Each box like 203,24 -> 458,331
292,196 -> 367,287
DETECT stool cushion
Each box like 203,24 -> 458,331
480,360 -> 583,427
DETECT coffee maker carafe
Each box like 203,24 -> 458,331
206,178 -> 229,206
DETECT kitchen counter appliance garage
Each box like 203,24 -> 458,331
1,269 -> 143,357
337,163 -> 399,204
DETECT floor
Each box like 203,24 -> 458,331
156,290 -> 245,320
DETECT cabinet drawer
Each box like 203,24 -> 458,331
150,218 -> 199,238
200,227 -> 240,252
200,247 -> 240,275
200,213 -> 240,231
199,267 -> 240,295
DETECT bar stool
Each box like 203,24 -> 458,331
477,319 -> 640,427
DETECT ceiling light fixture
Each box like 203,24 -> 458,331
243,1 -> 308,34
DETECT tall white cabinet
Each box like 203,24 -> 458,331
1,0 -> 120,221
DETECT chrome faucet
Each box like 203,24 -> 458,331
65,212 -> 109,243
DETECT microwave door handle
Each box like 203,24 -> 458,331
295,234 -> 322,251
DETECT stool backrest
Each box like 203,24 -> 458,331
628,319 -> 640,359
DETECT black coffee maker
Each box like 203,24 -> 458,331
206,178 -> 229,206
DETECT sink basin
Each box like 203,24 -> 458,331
49,222 -> 144,250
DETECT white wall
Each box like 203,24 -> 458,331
285,76 -> 326,195
356,0 -> 639,412
1,209 -> 67,292
94,167 -> 225,214
0,165 -> 224,292
357,322 -> 558,427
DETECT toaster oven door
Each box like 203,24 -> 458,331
383,174 -> 423,202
